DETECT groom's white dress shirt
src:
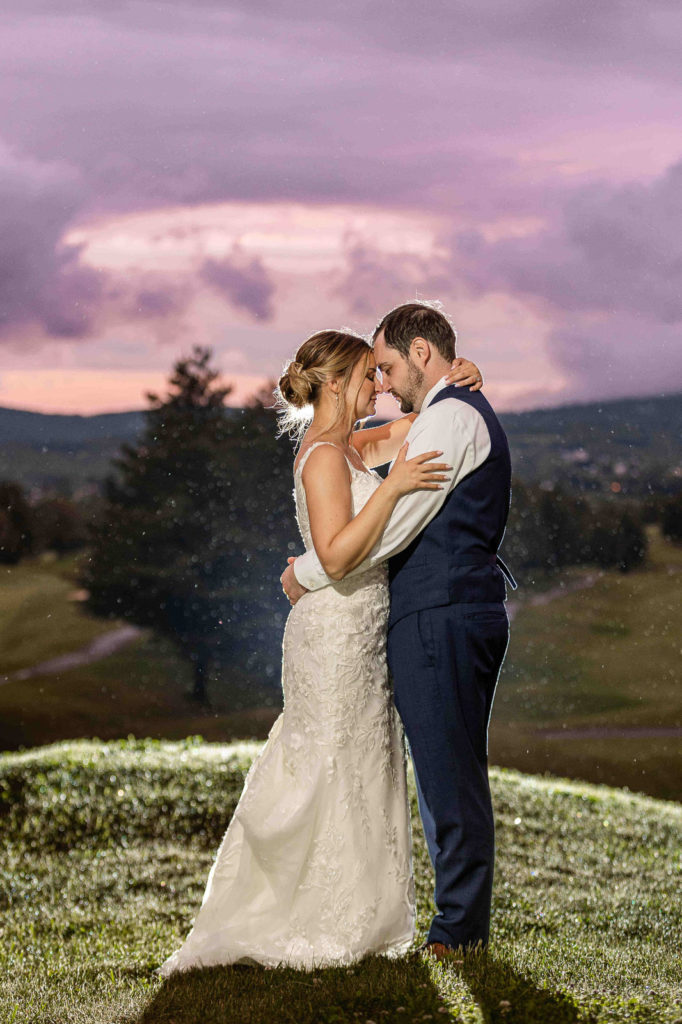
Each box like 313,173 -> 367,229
292,376 -> 492,592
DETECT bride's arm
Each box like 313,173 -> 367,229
353,356 -> 484,467
301,443 -> 449,580
351,415 -> 417,469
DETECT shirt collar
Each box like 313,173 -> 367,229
421,375 -> 451,412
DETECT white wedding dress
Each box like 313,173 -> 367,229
157,441 -> 415,974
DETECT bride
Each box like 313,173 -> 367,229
157,328 -> 483,974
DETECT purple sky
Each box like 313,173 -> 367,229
1,0 -> 681,414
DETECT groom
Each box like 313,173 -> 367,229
281,301 -> 516,957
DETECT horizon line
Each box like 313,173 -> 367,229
0,388 -> 678,421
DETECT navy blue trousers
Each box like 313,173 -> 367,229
387,601 -> 509,949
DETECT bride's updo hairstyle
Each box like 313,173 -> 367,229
274,329 -> 372,444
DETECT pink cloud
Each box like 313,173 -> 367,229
200,248 -> 275,321
438,159 -> 682,399
0,143 -> 103,342
328,237 -> 449,320
453,160 -> 682,324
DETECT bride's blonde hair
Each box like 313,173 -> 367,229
274,329 -> 372,444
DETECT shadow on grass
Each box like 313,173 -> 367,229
138,954 -> 447,1024
457,949 -> 587,1024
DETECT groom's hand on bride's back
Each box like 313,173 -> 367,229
281,557 -> 308,606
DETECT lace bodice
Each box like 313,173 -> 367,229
293,441 -> 388,589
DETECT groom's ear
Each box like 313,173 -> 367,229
410,335 -> 431,366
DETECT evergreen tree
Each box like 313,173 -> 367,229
0,481 -> 33,564
613,510 -> 647,572
501,481 -> 647,574
587,505 -> 647,572
537,486 -> 589,568
662,492 -> 682,544
79,345 -> 297,707
32,497 -> 89,554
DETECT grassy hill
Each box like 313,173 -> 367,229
1,738 -> 680,1023
0,551 -> 281,755
489,524 -> 682,802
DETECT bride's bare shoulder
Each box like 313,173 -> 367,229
296,442 -> 349,487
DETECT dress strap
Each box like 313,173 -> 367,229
294,440 -> 345,478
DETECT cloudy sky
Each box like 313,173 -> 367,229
1,0 -> 681,416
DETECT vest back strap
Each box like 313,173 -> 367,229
445,553 -> 518,591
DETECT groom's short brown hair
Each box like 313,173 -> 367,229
372,301 -> 457,362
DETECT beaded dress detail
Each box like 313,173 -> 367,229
158,441 -> 415,973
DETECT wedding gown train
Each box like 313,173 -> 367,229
157,441 -> 415,974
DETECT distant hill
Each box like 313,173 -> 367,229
500,392 -> 682,495
0,404 -> 241,497
0,407 -> 146,447
1,392 -> 680,497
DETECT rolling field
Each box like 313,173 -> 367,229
2,527 -> 680,801
0,552 -> 280,753
490,526 -> 682,801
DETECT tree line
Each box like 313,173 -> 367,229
2,346 -> 680,704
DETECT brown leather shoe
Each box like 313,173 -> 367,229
422,942 -> 461,962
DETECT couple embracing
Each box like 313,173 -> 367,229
158,300 -> 516,976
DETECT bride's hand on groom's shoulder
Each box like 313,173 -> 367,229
385,444 -> 452,498
445,357 -> 483,391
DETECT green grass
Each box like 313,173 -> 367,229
499,526 -> 681,728
490,526 -> 682,801
0,551 -> 115,675
0,552 -> 280,754
1,738 -> 681,1023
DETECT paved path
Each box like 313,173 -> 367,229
1,625 -> 143,686
506,571 -> 600,622
537,725 -> 682,739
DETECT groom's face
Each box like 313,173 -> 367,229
373,329 -> 425,414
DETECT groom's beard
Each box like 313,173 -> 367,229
392,362 -> 424,413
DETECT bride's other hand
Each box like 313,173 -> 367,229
281,559 -> 308,605
444,357 -> 484,391
385,443 -> 452,498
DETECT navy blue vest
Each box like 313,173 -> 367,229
387,384 -> 515,629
